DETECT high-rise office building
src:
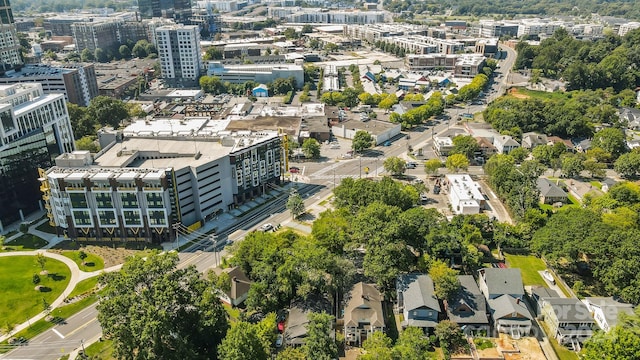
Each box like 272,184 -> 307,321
155,24 -> 202,85
0,0 -> 22,72
138,0 -> 192,24
0,83 -> 74,228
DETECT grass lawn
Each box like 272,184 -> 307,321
589,181 -> 602,190
67,277 -> 100,299
504,254 -> 547,286
0,256 -> 71,330
61,250 -> 105,271
516,88 -> 569,101
540,322 -> 580,360
2,234 -> 48,251
84,338 -> 114,359
539,193 -> 581,213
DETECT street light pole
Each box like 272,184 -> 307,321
172,223 -> 181,250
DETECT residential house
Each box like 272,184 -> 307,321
446,275 -> 489,336
252,84 -> 269,97
574,138 -> 592,153
475,137 -> 497,158
619,107 -> 640,130
493,135 -> 520,154
583,297 -> 635,333
344,282 -> 385,345
396,274 -> 441,334
284,295 -> 333,347
211,266 -> 251,307
521,132 -> 548,150
547,136 -> 574,152
530,286 -> 560,316
542,298 -> 595,348
477,268 -> 525,301
488,295 -> 533,338
601,178 -> 618,193
537,178 -> 568,205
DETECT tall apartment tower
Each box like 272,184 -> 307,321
138,0 -> 192,24
0,0 -> 22,72
0,83 -> 74,228
155,24 -> 202,86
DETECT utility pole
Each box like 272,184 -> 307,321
172,223 -> 181,250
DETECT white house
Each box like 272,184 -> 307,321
493,135 -> 520,154
583,297 -> 635,333
445,174 -> 485,215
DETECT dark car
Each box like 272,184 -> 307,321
289,167 -> 300,173
433,185 -> 441,194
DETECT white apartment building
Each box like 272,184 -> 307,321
0,83 -> 74,154
42,118 -> 283,243
619,22 -> 640,36
446,174 -> 485,215
517,19 -> 565,38
155,25 -> 203,84
284,9 -> 385,24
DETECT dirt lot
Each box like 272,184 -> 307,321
51,241 -> 159,268
497,334 -> 546,360
508,88 -> 530,99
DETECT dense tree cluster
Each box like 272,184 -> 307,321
389,92 -> 445,129
581,307 -> 640,359
514,28 -> 640,92
97,253 -> 229,359
382,0 -> 640,21
200,76 -> 296,97
67,96 -> 130,139
482,88 -> 635,139
358,327 -> 434,359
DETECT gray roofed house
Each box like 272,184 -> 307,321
583,297 -> 635,333
537,178 -> 568,205
493,135 -> 520,154
344,282 -> 385,345
530,286 -> 560,315
619,107 -> 640,130
521,132 -> 548,149
478,268 -> 525,300
488,294 -> 532,338
542,298 -> 595,347
601,178 -> 618,193
396,274 -> 442,333
284,295 -> 332,347
445,275 -> 489,335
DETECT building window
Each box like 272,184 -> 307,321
94,192 -> 113,208
120,192 -> 138,208
72,210 -> 92,227
146,192 -> 164,208
69,192 -> 88,208
98,210 -> 117,226
122,209 -> 142,226
148,210 -> 167,226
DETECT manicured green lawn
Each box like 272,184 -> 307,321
1,234 -> 48,252
0,256 -> 71,330
61,250 -> 105,271
84,338 -> 114,359
67,277 -> 100,299
504,254 -> 547,286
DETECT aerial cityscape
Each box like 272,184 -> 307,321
0,0 -> 639,358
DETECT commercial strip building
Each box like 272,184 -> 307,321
41,118 -> 282,243
406,54 -> 486,78
445,174 -> 485,215
0,83 -> 74,228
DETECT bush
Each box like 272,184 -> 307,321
283,90 -> 295,104
32,274 -> 40,285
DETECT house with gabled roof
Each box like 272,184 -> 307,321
537,178 -> 568,204
344,282 -> 385,345
583,297 -> 635,333
521,132 -> 548,150
493,135 -> 520,154
477,268 -> 525,301
489,295 -> 533,338
542,298 -> 595,348
284,294 -> 333,347
445,275 -> 489,336
211,266 -> 251,307
396,274 -> 442,334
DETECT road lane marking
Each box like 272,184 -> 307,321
64,318 -> 98,338
52,329 -> 65,339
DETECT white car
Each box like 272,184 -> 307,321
420,194 -> 429,202
276,334 -> 284,347
260,223 -> 273,232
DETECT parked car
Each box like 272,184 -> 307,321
276,334 -> 284,347
406,162 -> 417,169
383,140 -> 391,146
260,223 -> 273,232
289,167 -> 300,173
433,185 -> 441,194
420,193 -> 429,202
412,178 -> 424,185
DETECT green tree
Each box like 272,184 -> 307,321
615,152 -> 640,178
132,40 -> 151,58
311,209 -> 351,254
352,130 -> 373,153
286,189 -> 305,219
583,158 -> 606,178
509,147 -> 529,163
283,27 -> 298,40
35,253 -> 47,272
81,48 -> 94,62
582,308 -> 640,360
446,154 -> 470,173
451,135 -> 479,160
301,24 -> 313,34
301,138 -> 321,159
75,136 -> 100,153
383,156 -> 406,176
435,320 -> 467,357
378,94 -> 398,110
429,259 -> 460,300
561,153 -> 585,178
97,252 -> 229,360
303,312 -> 337,360
204,47 -> 223,60
276,348 -> 306,360
218,322 -> 268,360
118,45 -> 131,59
424,159 -> 443,177
94,48 -> 108,63
395,326 -> 434,360
359,331 -> 394,360
87,96 -> 129,128
592,128 -> 628,159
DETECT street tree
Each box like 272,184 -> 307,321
615,152 -> 640,178
311,209 -> 351,254
429,259 -> 460,300
446,154 -> 469,173
509,147 -> 529,163
424,159 -> 443,177
118,45 -> 131,59
303,312 -> 337,360
218,322 -> 268,360
360,331 -> 394,360
583,158 -> 606,178
383,156 -> 406,176
352,130 -> 373,153
286,189 -> 305,219
97,252 -> 229,360
276,348 -> 306,360
87,96 -> 129,128
451,135 -> 479,160
301,138 -> 321,159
